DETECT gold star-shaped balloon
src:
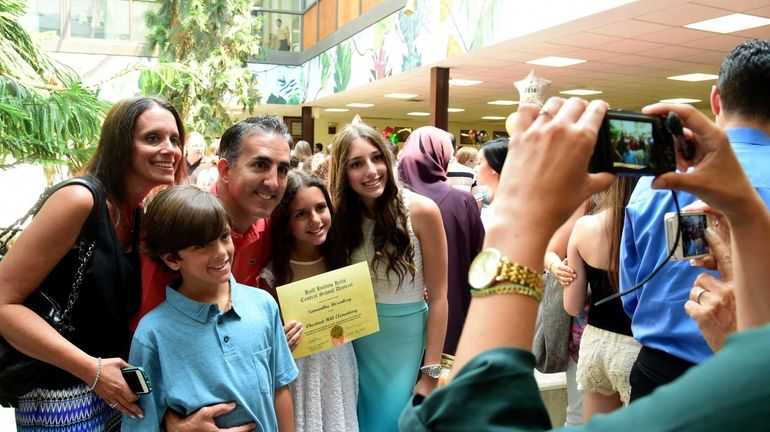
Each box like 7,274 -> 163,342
514,70 -> 551,105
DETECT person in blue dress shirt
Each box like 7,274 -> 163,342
620,38 -> 770,401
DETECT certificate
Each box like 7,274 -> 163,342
277,261 -> 379,359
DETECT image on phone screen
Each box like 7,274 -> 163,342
680,214 -> 709,258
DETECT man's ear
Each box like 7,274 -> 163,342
710,85 -> 721,118
217,158 -> 231,183
161,253 -> 181,271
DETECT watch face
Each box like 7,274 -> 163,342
421,365 -> 441,378
468,248 -> 501,289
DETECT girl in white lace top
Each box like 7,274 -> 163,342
258,170 -> 358,432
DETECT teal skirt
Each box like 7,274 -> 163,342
353,301 -> 428,432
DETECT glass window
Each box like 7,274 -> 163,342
261,11 -> 300,52
23,0 -> 63,37
130,0 -> 161,42
68,0 -> 107,39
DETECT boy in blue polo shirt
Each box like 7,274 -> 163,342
123,185 -> 297,431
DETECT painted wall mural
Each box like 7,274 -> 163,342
49,0 -> 631,106
251,0 -> 631,106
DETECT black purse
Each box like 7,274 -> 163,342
0,177 -> 101,407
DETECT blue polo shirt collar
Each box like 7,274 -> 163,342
165,276 -> 243,323
727,128 -> 770,146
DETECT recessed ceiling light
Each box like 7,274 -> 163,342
684,13 -> 770,34
447,108 -> 465,112
659,98 -> 701,104
559,89 -> 603,96
346,103 -> 374,108
482,116 -> 506,120
526,56 -> 586,67
385,93 -> 418,99
449,79 -> 483,86
667,73 -> 719,82
324,108 -> 349,112
488,100 -> 519,106
407,112 -> 430,116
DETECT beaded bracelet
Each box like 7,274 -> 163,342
89,357 -> 102,391
471,283 -> 543,302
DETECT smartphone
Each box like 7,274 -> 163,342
664,212 -> 714,261
589,110 -> 677,175
121,366 -> 152,395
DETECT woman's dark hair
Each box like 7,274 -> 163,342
598,176 -> 639,292
328,123 -> 416,286
480,137 -> 509,174
270,170 -> 344,285
85,97 -> 186,221
143,185 -> 231,269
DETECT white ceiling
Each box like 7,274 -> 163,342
282,0 -> 770,124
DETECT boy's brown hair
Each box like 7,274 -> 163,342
143,185 -> 231,267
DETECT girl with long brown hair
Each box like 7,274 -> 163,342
328,123 -> 447,432
563,176 -> 642,420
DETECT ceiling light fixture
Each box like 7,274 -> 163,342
447,108 -> 465,112
449,79 -> 483,86
346,103 -> 374,108
385,93 -> 418,99
488,100 -> 519,106
526,56 -> 586,67
407,112 -> 430,116
684,13 -> 770,34
559,89 -> 603,96
324,108 -> 349,112
659,98 -> 701,104
667,73 -> 719,82
482,116 -> 506,120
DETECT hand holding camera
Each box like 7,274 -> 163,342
642,103 -> 756,219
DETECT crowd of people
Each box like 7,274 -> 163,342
0,38 -> 767,432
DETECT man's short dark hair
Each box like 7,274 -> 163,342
717,39 -> 770,123
218,115 -> 292,165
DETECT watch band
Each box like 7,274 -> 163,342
419,364 -> 441,378
495,257 -> 544,292
470,283 -> 543,302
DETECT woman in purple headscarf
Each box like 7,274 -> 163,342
398,126 -> 485,355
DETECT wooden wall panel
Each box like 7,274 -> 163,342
362,0 -> 379,13
302,4 -> 318,50
318,0 -> 336,41
338,0 -> 360,28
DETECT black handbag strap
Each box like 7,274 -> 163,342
1,177 -> 105,332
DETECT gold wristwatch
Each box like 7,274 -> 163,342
468,248 -> 543,291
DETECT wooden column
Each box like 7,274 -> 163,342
430,66 -> 449,131
302,106 -> 314,144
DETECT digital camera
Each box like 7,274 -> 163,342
589,110 -> 677,175
664,212 -> 714,261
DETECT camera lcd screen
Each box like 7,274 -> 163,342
609,118 -> 656,172
680,214 -> 709,258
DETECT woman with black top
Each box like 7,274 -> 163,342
0,97 -> 185,430
563,176 -> 641,420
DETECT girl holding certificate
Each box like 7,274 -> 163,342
259,170 -> 359,432
328,123 -> 448,432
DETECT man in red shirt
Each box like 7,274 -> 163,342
135,115 -> 292,326
134,115 -> 293,431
